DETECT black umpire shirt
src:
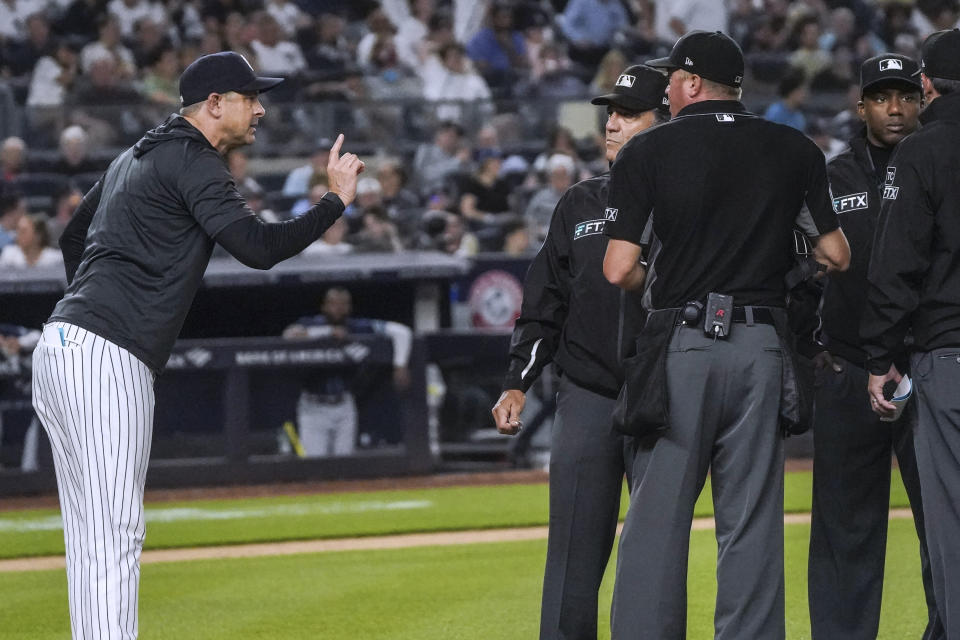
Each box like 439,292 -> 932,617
605,100 -> 840,309
51,114 -> 345,374
502,174 -> 646,398
862,92 -> 960,375
819,130 -> 895,366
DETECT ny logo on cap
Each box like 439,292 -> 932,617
685,56 -> 694,66
880,58 -> 903,71
616,74 -> 636,87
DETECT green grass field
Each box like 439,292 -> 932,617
0,471 -> 928,639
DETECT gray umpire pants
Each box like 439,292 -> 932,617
911,349 -> 960,639
809,356 -> 942,640
540,375 -> 634,640
611,322 -> 785,640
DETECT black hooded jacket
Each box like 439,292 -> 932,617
51,114 -> 344,374
862,92 -> 960,374
819,130 -> 893,365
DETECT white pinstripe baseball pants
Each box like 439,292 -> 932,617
32,322 -> 155,640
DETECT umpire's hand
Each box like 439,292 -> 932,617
492,389 -> 525,436
326,134 -> 365,207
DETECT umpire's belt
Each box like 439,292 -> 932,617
677,305 -> 778,327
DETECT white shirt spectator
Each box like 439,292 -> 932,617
80,41 -> 136,75
27,55 -> 67,107
265,0 -> 306,38
250,39 -> 306,74
653,0 -> 728,44
0,0 -> 46,41
419,55 -> 491,121
107,0 -> 167,39
0,245 -> 63,269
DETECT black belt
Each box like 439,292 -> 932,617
732,306 -> 777,325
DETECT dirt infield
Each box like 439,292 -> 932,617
0,506 -> 912,574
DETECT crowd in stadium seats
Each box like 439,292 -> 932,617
0,0 -> 958,265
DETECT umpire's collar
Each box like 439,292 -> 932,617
675,99 -> 751,118
920,91 -> 960,126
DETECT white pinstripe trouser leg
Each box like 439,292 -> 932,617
31,322 -> 155,640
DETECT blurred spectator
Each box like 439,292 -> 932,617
350,176 -> 384,222
0,192 -> 26,249
303,214 -> 353,256
748,0 -> 791,53
530,42 -> 586,98
250,12 -> 306,75
282,287 -> 413,455
1,137 -> 26,182
377,159 -> 421,243
418,209 -> 478,256
69,53 -> 145,147
763,66 -> 808,132
788,14 -> 833,83
357,8 -> 399,68
808,117 -> 845,163
879,2 -> 918,51
532,124 -> 582,174
830,80 -> 864,142
223,12 -> 258,66
363,31 -> 422,101
130,16 -> 170,69
292,180 -> 329,217
465,1 -> 528,96
525,153 -> 575,242
459,148 -> 511,224
500,217 -> 532,256
2,12 -> 55,77
912,0 -> 960,36
392,0 -> 438,68
51,126 -> 99,175
349,204 -> 404,253
0,213 -> 62,268
58,0 -> 108,42
140,45 -> 180,108
107,0 -> 166,39
306,13 -> 351,74
0,0 -> 47,43
226,149 -> 263,194
412,120 -> 470,196
415,9 -> 456,66
45,184 -> 83,246
264,0 -> 309,38
27,38 -> 79,113
728,0 -> 762,49
283,143 -> 329,196
421,42 -> 492,122
80,13 -> 136,79
589,47 -> 628,92
651,0 -> 728,44
557,0 -> 629,67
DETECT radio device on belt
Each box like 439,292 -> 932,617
704,293 -> 733,338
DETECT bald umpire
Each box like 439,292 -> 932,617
602,31 -> 850,639
492,65 -> 668,640
31,51 -> 364,639
862,28 -> 960,637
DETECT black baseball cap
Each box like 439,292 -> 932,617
590,65 -> 670,113
860,53 -> 921,94
917,28 -> 960,81
179,51 -> 284,106
645,30 -> 744,88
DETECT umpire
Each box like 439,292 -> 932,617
862,28 -> 960,638
491,65 -> 668,640
807,53 -> 943,640
602,31 -> 849,639
31,51 -> 364,639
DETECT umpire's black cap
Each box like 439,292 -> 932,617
917,28 -> 960,81
179,51 -> 284,106
860,53 -> 921,94
591,65 -> 670,114
645,30 -> 744,88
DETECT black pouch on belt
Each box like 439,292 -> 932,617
769,309 -> 814,436
612,307 -> 681,439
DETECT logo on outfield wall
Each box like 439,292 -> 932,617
468,270 -> 523,329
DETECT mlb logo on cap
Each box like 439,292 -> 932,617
879,58 -> 903,71
616,74 -> 636,88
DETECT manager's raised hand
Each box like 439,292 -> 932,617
326,133 -> 365,206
